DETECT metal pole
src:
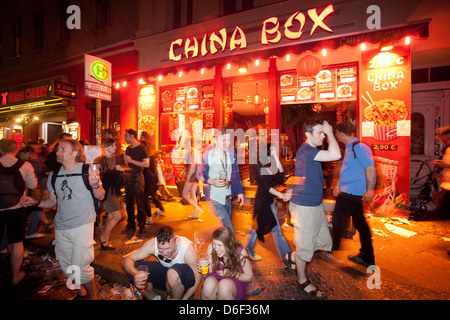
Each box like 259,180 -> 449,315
96,98 -> 101,145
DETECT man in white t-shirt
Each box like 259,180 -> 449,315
122,225 -> 202,300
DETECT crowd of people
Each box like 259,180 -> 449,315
2,120 -> 448,300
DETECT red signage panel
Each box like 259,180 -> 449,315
360,46 -> 411,216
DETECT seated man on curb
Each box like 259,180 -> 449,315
122,225 -> 202,300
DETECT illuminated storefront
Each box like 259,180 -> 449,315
0,77 -> 76,144
111,0 -> 449,216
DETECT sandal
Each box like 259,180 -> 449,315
297,280 -> 327,300
281,252 -> 297,275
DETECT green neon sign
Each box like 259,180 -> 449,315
91,61 -> 109,81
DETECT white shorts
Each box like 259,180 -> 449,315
54,222 -> 95,285
289,203 -> 332,262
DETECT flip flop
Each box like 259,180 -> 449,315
297,280 -> 327,300
281,252 -> 297,275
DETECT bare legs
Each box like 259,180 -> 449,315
182,180 -> 203,219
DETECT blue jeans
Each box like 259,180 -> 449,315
26,208 -> 42,236
207,198 -> 234,232
245,203 -> 292,259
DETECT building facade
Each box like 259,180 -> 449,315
1,0 -> 449,207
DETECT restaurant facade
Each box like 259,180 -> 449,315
1,0 -> 449,215
109,0 -> 449,215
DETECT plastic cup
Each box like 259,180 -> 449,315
135,265 -> 149,290
219,170 -> 227,183
198,253 -> 209,275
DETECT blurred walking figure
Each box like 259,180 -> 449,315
0,140 -> 37,285
245,144 -> 295,269
201,126 -> 244,232
183,143 -> 204,220
155,150 -> 174,200
332,123 -> 376,268
286,119 -> 341,300
122,129 -> 149,237
98,138 -> 127,250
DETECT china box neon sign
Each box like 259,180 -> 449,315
169,4 -> 334,62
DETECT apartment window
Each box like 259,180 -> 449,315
59,0 -> 70,41
33,11 -> 44,50
411,112 -> 425,155
12,21 -> 21,57
96,0 -> 111,29
172,0 -> 193,29
223,0 -> 254,15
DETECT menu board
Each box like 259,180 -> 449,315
360,46 -> 411,216
280,63 -> 357,104
161,83 -> 214,113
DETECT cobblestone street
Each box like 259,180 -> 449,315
1,197 -> 449,303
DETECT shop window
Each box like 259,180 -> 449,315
33,11 -> 44,50
96,0 -> 111,29
224,80 -> 268,132
411,112 -> 425,155
172,0 -> 193,29
222,0 -> 254,16
430,66 -> 450,82
12,20 -> 21,58
412,68 -> 428,84
58,0 -> 70,41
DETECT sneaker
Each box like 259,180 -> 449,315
348,254 -> 374,268
250,254 -> 262,261
152,294 -> 161,300
26,233 -> 45,239
154,209 -> 164,216
146,217 -> 153,225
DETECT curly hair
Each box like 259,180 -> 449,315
211,227 -> 249,278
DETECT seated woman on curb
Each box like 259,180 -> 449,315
200,227 -> 253,300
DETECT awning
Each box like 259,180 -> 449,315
118,20 -> 429,80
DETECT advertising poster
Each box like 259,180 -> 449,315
360,46 -> 411,216
138,84 -> 157,147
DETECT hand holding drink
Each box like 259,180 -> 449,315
198,253 -> 209,275
134,265 -> 149,291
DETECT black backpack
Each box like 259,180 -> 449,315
0,159 -> 25,209
51,163 -> 102,215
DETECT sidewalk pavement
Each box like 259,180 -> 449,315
8,196 -> 450,300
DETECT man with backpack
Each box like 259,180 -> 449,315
332,123 -> 377,268
0,139 -> 37,285
22,139 -> 105,300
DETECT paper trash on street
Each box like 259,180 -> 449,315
384,223 -> 417,238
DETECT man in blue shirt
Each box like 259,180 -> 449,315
332,123 -> 376,268
287,119 -> 341,300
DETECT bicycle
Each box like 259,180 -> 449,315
410,159 -> 441,197
409,159 -> 442,220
